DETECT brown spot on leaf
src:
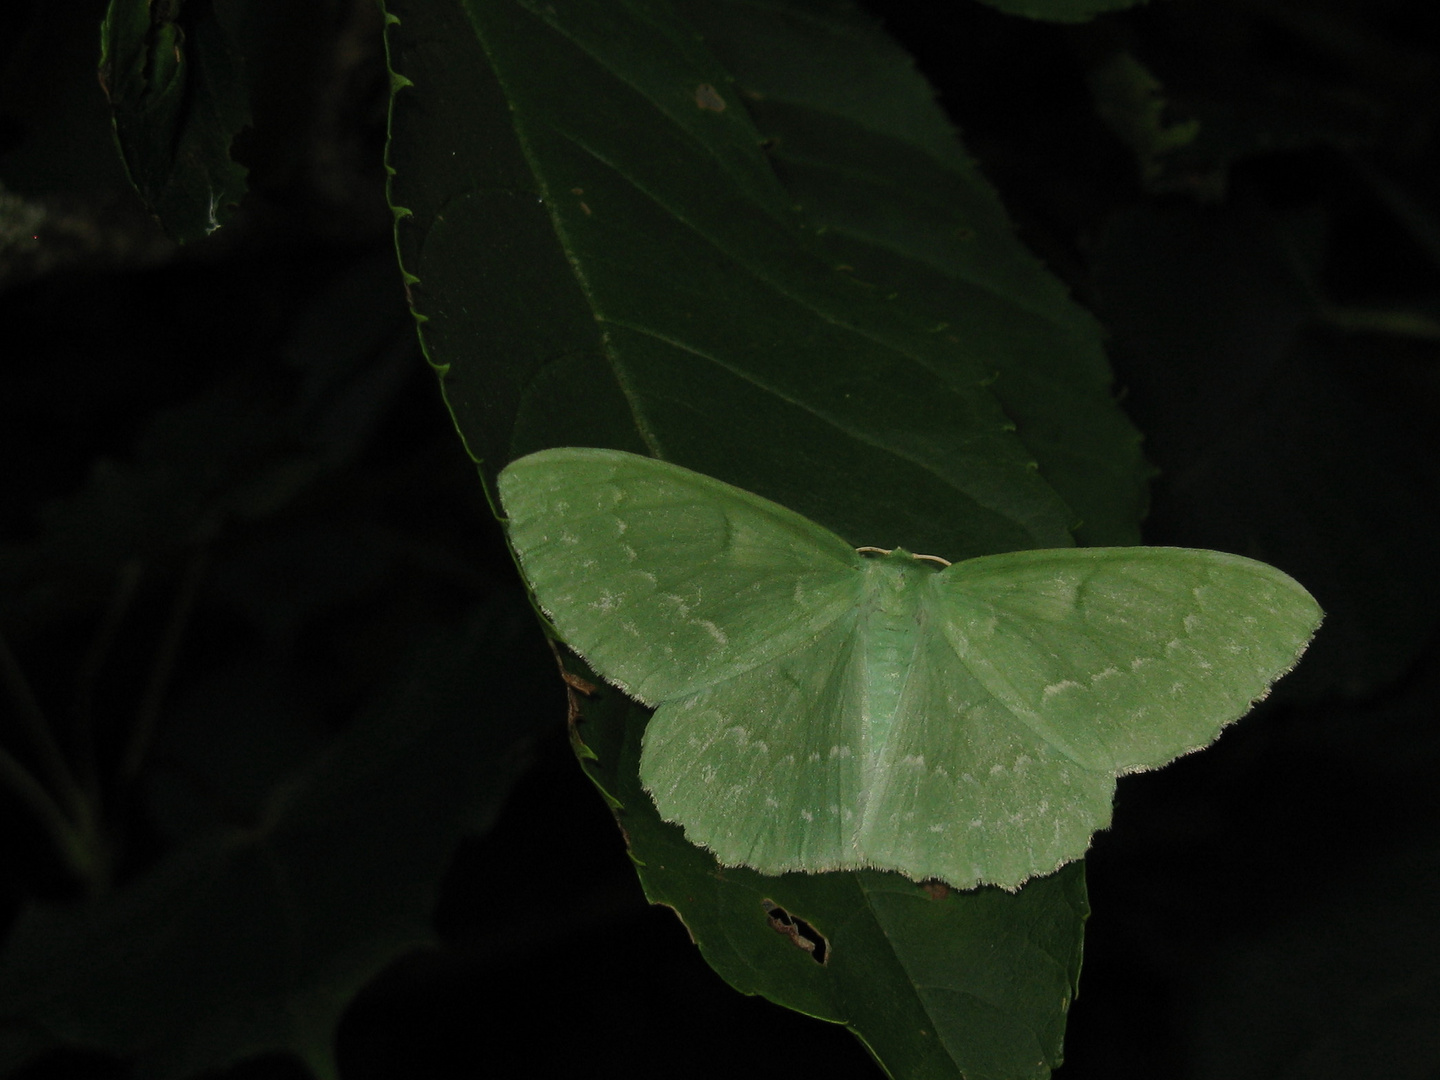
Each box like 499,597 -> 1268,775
562,669 -> 598,695
545,639 -> 599,736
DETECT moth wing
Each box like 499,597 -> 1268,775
498,448 -> 864,703
923,546 -> 1322,775
853,547 -> 1321,889
853,618 -> 1115,889
640,610 -> 870,875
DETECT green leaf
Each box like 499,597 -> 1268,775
0,600 -> 555,1079
381,0 -> 1151,561
99,0 -> 250,241
680,0 -> 1149,546
1087,52 -> 1201,188
1084,24 -> 1386,197
381,0 -> 1153,1073
575,674 -> 1088,1080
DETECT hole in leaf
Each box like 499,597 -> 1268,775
761,899 -> 828,964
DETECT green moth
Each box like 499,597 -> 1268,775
498,447 -> 1321,890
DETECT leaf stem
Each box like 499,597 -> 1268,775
0,628 -> 89,825
120,549 -> 208,784
1320,305 -> 1440,341
72,559 -> 146,798
0,741 -> 104,886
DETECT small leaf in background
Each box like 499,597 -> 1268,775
0,238 -> 555,1077
0,599 -> 556,1080
99,0 -> 251,242
1086,52 -> 1201,190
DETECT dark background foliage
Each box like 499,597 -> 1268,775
2,0 -> 1438,1077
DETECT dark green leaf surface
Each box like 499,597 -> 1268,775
99,0 -> 250,242
680,0 -> 1147,546
573,668 -> 1087,1080
0,601 -> 554,1080
382,0 -> 1140,1073
382,0 -> 1145,562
